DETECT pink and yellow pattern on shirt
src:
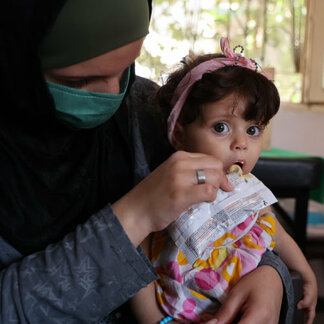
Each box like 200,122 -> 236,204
152,213 -> 276,323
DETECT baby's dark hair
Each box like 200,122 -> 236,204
157,52 -> 280,132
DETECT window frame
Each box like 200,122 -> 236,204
302,0 -> 324,104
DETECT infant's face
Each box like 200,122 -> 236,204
177,93 -> 264,174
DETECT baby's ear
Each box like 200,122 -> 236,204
172,122 -> 186,150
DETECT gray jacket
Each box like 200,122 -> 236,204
0,77 -> 294,324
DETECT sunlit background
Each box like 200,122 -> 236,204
136,0 -> 306,103
136,4 -> 324,321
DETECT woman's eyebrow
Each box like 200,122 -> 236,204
53,68 -> 123,80
55,74 -> 102,81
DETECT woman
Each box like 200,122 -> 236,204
0,0 -> 292,323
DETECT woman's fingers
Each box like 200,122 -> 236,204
212,290 -> 245,324
191,168 -> 233,190
213,266 -> 283,324
113,151 -> 234,246
219,172 -> 234,192
172,168 -> 230,189
168,151 -> 233,189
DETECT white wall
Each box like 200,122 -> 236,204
271,105 -> 324,158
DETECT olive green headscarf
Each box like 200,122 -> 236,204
41,0 -> 150,69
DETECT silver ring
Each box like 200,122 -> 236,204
196,169 -> 206,184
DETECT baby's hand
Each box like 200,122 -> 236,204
297,275 -> 318,324
259,205 -> 273,216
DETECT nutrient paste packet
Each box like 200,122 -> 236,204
167,165 -> 277,265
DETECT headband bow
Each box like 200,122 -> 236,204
167,37 -> 272,145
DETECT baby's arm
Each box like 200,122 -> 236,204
273,215 -> 317,324
131,236 -> 177,324
131,281 -> 170,324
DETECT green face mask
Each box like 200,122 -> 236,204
46,67 -> 130,129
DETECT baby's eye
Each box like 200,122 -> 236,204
247,125 -> 261,136
213,122 -> 229,134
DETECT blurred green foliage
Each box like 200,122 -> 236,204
137,0 -> 307,103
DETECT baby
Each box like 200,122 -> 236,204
132,37 -> 317,324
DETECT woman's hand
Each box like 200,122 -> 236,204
203,265 -> 283,324
112,151 -> 233,247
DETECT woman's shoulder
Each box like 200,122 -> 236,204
127,76 -> 173,169
126,75 -> 161,134
0,235 -> 22,269
127,76 -> 160,108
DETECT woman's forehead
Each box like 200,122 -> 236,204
45,38 -> 144,79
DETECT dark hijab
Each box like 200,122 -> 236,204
0,0 -> 152,254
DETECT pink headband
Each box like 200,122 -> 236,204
167,37 -> 273,144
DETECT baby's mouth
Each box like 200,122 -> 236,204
226,161 -> 245,175
234,161 -> 244,169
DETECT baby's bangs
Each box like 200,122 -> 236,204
237,70 -> 280,125
200,66 -> 280,125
